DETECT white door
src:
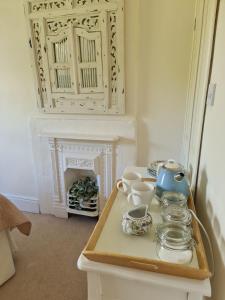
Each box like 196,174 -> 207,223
182,0 -> 218,188
196,1 -> 225,299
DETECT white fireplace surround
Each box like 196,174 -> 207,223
48,136 -> 117,218
31,116 -> 136,217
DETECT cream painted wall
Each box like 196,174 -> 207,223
0,2 -> 38,199
136,0 -> 196,165
0,0 -> 196,203
197,1 -> 225,299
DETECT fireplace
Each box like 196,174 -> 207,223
31,116 -> 136,218
48,136 -> 117,218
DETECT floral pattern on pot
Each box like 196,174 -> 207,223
122,206 -> 152,236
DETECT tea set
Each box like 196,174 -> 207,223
117,160 -> 214,268
118,159 -> 190,236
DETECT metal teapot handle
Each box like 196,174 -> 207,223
167,158 -> 176,163
156,158 -> 176,176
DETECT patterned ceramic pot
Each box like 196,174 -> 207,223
122,205 -> 152,236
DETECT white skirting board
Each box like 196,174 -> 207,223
3,193 -> 40,214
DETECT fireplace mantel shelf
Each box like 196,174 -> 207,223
39,132 -> 120,142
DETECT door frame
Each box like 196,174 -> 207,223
182,0 -> 219,192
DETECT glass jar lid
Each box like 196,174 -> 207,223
161,205 -> 192,226
156,222 -> 193,250
161,191 -> 187,207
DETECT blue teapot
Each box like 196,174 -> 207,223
156,160 -> 190,199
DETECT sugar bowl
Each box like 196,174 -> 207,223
122,205 -> 152,236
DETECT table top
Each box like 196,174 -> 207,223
94,187 -> 199,268
80,167 -> 211,293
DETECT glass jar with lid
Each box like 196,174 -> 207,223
160,191 -> 187,208
156,222 -> 194,264
161,204 -> 192,226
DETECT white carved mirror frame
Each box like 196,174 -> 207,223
24,0 -> 125,115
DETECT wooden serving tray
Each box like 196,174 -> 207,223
83,179 -> 211,280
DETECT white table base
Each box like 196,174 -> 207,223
78,255 -> 211,300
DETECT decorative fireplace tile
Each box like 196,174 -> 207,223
48,137 -> 115,218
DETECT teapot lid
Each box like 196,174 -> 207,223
164,160 -> 183,171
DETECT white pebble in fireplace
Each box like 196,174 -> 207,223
48,136 -> 117,218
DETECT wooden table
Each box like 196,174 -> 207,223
77,167 -> 211,300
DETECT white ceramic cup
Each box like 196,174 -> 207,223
117,172 -> 142,194
127,182 -> 155,206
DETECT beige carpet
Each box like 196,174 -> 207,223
0,213 -> 96,300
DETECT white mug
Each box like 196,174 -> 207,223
117,172 -> 142,194
127,182 -> 155,206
